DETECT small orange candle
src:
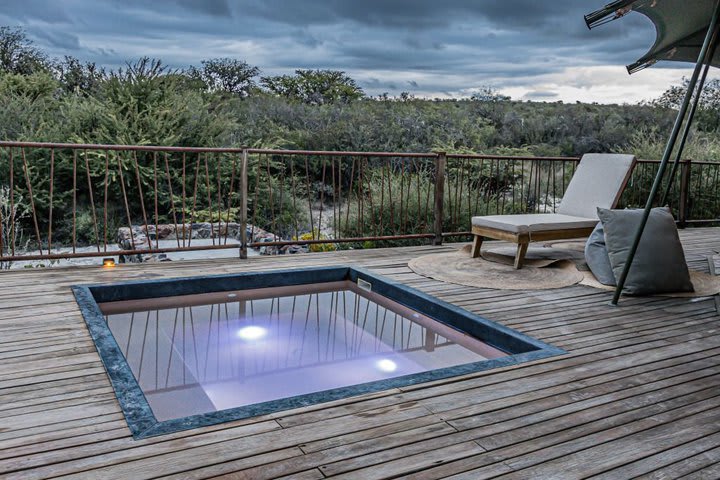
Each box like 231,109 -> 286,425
102,258 -> 116,268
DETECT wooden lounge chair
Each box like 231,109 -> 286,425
470,153 -> 637,269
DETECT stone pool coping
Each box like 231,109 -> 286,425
72,266 -> 565,439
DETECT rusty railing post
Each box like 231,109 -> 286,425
678,159 -> 691,228
239,148 -> 249,259
433,152 -> 446,246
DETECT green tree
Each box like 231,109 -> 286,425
652,77 -> 720,131
470,86 -> 510,103
84,57 -> 235,147
0,26 -> 49,75
0,70 -> 58,102
54,56 -> 105,95
261,69 -> 364,105
187,58 -> 260,96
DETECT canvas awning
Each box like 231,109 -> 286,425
586,0 -> 720,73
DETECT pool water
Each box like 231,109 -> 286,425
100,281 -> 506,421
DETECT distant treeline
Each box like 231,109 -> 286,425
3,25 -> 720,161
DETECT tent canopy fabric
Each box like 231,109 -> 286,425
584,0 -> 720,303
586,0 -> 719,73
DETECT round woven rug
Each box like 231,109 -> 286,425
545,240 -> 720,297
580,270 -> 720,298
408,245 -> 584,290
410,244 -> 720,296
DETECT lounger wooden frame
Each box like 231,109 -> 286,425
470,225 -> 596,269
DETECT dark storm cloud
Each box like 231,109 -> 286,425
174,0 -> 232,16
0,1 -> 71,24
0,0 -> 672,101
110,0 -> 233,17
32,30 -> 81,51
239,0 -> 461,28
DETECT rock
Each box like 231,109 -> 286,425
257,236 -> 280,256
143,253 -> 171,263
119,223 -> 248,243
155,224 -> 176,240
116,226 -> 152,251
116,222 -> 293,260
118,253 -> 143,263
281,244 -> 308,254
173,224 -> 193,240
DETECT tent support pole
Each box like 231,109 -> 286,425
611,0 -> 720,305
661,30 -> 720,206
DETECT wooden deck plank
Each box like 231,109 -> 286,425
406,393 -> 720,480
3,404 -> 429,478
0,419 -> 283,478
319,369 -> 720,479
445,349 -> 720,429
499,403 -> 720,479
634,446 -> 720,479
328,441 -> 486,480
0,228 -> 718,479
590,431 -> 720,479
166,422 -> 456,480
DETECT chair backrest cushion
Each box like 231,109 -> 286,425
558,154 -> 636,219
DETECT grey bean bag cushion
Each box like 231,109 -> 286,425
596,207 -> 694,295
584,222 -> 616,286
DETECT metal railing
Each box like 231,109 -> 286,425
0,141 -> 718,264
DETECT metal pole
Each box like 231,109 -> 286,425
678,159 -> 691,227
660,33 -> 719,205
584,0 -> 636,29
239,149 -> 249,259
612,0 -> 720,305
433,152 -> 446,246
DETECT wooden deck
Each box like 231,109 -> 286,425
1,228 -> 719,479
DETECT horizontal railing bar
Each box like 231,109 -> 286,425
683,219 -> 720,225
247,148 -> 437,158
0,142 -> 438,158
637,158 -> 690,164
635,158 -> 717,165
248,234 -> 436,247
1,243 -> 242,262
446,154 -> 580,161
0,141 -> 247,153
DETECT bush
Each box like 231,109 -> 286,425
0,185 -> 30,268
294,230 -> 336,252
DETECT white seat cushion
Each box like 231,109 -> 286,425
472,213 -> 598,234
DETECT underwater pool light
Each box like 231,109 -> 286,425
236,326 -> 268,341
376,359 -> 398,373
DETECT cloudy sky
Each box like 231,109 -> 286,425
2,0 -> 714,103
